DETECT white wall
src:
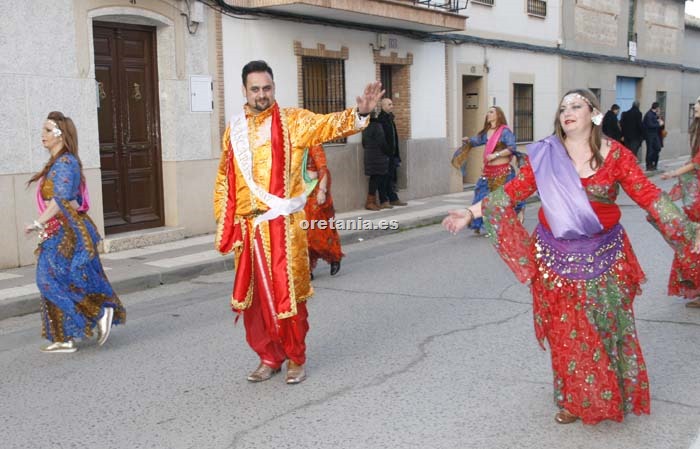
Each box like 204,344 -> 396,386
450,45 -> 560,143
458,0 -> 561,45
410,41 -> 447,139
221,16 -> 446,140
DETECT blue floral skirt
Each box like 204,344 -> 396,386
36,214 -> 125,342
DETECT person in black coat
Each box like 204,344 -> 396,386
362,113 -> 391,210
377,98 -> 407,206
620,101 -> 644,158
643,102 -> 664,171
602,104 -> 622,141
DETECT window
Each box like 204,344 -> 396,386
513,84 -> 534,142
301,57 -> 345,114
589,88 -> 601,103
380,65 -> 393,100
301,56 -> 346,143
471,0 -> 494,6
655,91 -> 667,117
527,0 -> 547,17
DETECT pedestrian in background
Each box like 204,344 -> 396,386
443,89 -> 700,424
643,102 -> 664,171
362,110 -> 391,211
620,101 -> 644,158
377,98 -> 407,207
602,103 -> 622,141
26,111 -> 125,353
304,144 -> 343,279
661,95 -> 700,308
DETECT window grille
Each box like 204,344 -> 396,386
513,83 -> 534,142
527,0 -> 547,17
301,56 -> 346,143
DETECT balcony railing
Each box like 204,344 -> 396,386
412,0 -> 468,12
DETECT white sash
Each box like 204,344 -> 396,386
229,110 -> 306,227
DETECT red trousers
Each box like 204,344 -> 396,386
243,291 -> 309,369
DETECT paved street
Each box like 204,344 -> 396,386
2,178 -> 700,449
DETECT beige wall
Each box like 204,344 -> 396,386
562,0 -> 685,64
0,1 -> 224,267
0,168 -> 103,269
162,159 -> 219,237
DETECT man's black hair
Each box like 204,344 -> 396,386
241,60 -> 273,86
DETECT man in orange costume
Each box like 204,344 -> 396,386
214,60 -> 383,384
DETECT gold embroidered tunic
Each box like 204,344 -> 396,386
214,103 -> 365,318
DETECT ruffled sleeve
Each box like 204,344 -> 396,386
481,159 -> 538,283
610,145 -> 697,252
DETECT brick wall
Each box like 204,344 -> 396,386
373,51 -> 413,139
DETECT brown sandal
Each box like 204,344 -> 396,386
686,299 -> 700,308
554,409 -> 579,424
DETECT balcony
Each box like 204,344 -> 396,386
222,0 -> 467,32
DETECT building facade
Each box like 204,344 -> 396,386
2,0 -> 700,268
1,0 -> 224,268
560,0 -> 699,162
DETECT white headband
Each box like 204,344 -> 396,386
47,119 -> 62,137
562,93 -> 603,126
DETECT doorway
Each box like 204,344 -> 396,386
462,75 -> 484,184
93,21 -> 164,234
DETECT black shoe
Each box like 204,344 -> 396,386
330,261 -> 341,276
310,272 -> 314,281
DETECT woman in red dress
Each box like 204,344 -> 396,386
443,89 -> 700,425
661,95 -> 700,307
304,144 -> 343,279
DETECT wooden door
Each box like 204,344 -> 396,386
93,22 -> 164,234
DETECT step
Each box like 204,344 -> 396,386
102,226 -> 186,253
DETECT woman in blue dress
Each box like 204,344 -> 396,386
451,106 -> 525,233
25,111 -> 125,353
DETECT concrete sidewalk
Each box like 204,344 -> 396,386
0,189 -> 480,321
1,154 -> 687,321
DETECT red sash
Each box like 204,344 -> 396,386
223,104 -> 293,339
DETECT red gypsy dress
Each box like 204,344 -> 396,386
667,148 -> 700,298
304,144 -> 344,270
481,141 -> 697,424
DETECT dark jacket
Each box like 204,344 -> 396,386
362,119 -> 391,176
643,109 -> 661,133
620,106 -> 644,144
376,111 -> 400,161
602,110 -> 622,141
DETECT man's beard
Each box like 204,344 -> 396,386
252,99 -> 271,112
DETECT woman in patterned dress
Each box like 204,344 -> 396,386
25,111 -> 125,353
661,95 -> 700,307
451,106 -> 525,233
443,90 -> 700,424
304,144 -> 343,279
